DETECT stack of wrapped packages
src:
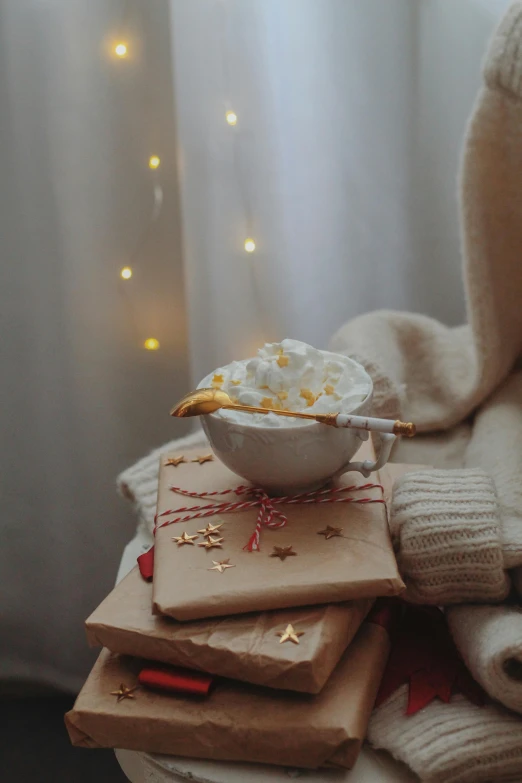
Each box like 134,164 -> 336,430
66,441 -> 411,771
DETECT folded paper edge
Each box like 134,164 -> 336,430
154,577 -> 405,622
65,711 -> 103,749
64,706 -> 361,770
85,624 -> 103,648
326,737 -> 361,769
82,618 -> 346,694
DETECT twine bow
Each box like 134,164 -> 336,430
155,482 -> 385,551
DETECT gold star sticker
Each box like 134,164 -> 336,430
164,456 -> 186,467
317,525 -> 344,540
270,545 -> 297,561
192,454 -> 214,465
198,535 -> 224,550
277,624 -> 304,645
208,559 -> 235,573
172,531 -> 199,546
111,683 -> 138,702
198,521 -> 224,537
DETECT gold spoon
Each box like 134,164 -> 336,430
171,388 -> 416,437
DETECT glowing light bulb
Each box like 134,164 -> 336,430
144,338 -> 160,351
115,43 -> 128,57
120,267 -> 132,280
244,238 -> 256,253
226,111 -> 237,126
148,155 -> 160,169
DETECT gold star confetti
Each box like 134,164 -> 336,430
164,456 -> 186,467
192,454 -> 214,465
198,522 -> 224,537
111,683 -> 138,702
277,624 -> 304,645
270,545 -> 297,561
208,559 -> 235,573
172,531 -> 199,546
317,525 -> 344,540
198,535 -> 224,550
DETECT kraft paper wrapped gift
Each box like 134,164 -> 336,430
66,617 -> 390,770
152,447 -> 404,621
86,565 -> 372,694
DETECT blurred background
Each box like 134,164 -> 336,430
0,0 -> 511,778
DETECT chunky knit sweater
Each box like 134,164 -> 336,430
332,3 -> 522,603
333,5 -> 522,779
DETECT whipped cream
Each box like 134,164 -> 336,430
198,339 -> 372,427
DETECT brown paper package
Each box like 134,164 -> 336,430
66,619 -> 389,770
86,565 -> 372,693
153,447 -> 404,621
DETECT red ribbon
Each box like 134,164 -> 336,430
155,482 -> 384,552
139,663 -> 213,697
366,597 -> 402,634
137,547 -> 154,581
375,603 -> 485,715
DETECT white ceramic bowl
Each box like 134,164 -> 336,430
199,357 -> 394,494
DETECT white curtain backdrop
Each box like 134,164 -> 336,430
0,0 -> 190,692
170,0 -> 509,386
0,0 -> 509,692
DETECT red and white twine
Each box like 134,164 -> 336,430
154,482 -> 385,552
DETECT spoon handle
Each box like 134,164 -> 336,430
317,412 -> 416,437
221,404 -> 416,436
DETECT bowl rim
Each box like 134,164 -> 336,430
197,351 -> 373,433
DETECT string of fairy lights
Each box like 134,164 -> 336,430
113,4 -> 259,352
113,34 -> 164,351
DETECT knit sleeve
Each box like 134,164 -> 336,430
464,371 -> 522,571
329,310 -> 488,433
368,686 -> 522,783
390,468 -> 510,605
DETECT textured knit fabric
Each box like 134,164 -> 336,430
390,469 -> 510,604
447,603 -> 522,715
387,370 -> 522,602
464,371 -> 522,571
368,686 -> 522,783
331,4 -> 522,600
338,8 -> 522,775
